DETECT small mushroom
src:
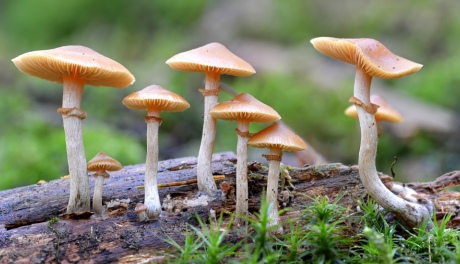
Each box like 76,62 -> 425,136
166,43 -> 255,195
210,93 -> 280,225
123,85 -> 190,220
12,46 -> 134,213
87,152 -> 122,215
134,203 -> 148,222
345,94 -> 402,136
311,37 -> 429,228
247,122 -> 307,230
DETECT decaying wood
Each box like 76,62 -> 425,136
0,152 -> 459,263
408,170 -> 460,193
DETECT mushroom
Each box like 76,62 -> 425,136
247,122 -> 307,230
122,85 -> 190,220
209,93 -> 280,225
166,43 -> 255,195
310,37 -> 430,228
87,152 -> 123,215
12,45 -> 135,213
134,203 -> 149,222
345,94 -> 402,136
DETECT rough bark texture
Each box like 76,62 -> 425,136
0,152 -> 459,263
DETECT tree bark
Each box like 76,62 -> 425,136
0,152 -> 459,263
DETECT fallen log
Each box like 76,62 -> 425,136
0,152 -> 459,263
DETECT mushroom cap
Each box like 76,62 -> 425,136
310,37 -> 423,79
209,93 -> 281,123
134,203 -> 147,213
122,85 -> 190,112
166,42 -> 256,76
248,122 -> 307,152
87,152 -> 123,175
12,45 -> 135,87
345,94 -> 403,123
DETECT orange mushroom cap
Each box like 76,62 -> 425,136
209,93 -> 280,123
166,42 -> 256,76
345,94 -> 403,123
87,152 -> 122,177
12,45 -> 135,87
310,37 -> 422,79
248,122 -> 307,152
122,85 -> 190,112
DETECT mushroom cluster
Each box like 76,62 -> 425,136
11,38 -> 435,231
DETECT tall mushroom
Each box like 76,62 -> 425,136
122,85 -> 190,220
12,46 -> 135,213
345,94 -> 402,136
87,152 -> 122,215
166,43 -> 255,195
310,37 -> 430,228
248,122 -> 307,229
209,93 -> 280,224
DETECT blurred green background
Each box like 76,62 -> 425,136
0,0 -> 458,190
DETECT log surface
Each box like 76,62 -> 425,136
0,152 -> 458,263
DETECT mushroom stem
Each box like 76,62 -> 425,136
235,119 -> 250,225
62,76 -> 90,214
196,71 -> 220,195
144,109 -> 162,220
92,172 -> 108,215
265,148 -> 282,228
354,67 -> 430,228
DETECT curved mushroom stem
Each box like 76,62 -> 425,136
196,71 -> 220,195
354,67 -> 430,228
62,76 -> 91,214
235,120 -> 250,226
92,171 -> 109,215
144,109 -> 162,220
265,148 -> 282,232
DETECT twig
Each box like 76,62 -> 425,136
390,156 -> 397,178
136,175 -> 226,189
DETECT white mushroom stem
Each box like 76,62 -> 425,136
235,119 -> 250,225
92,171 -> 109,215
196,71 -> 220,195
62,76 -> 91,213
265,148 -> 282,228
144,108 -> 162,220
353,67 -> 430,228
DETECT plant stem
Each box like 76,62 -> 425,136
196,71 -> 220,195
62,76 -> 90,214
